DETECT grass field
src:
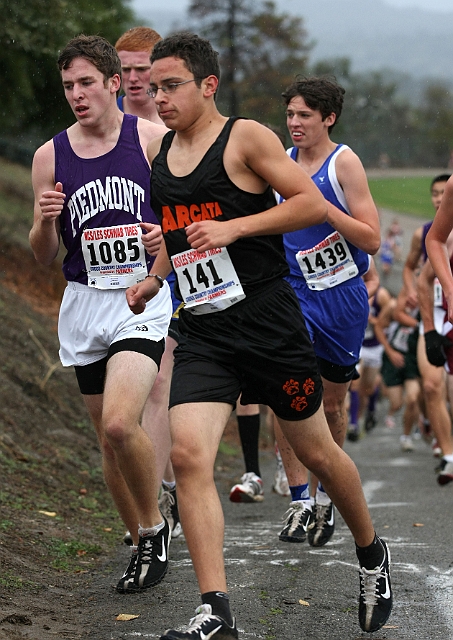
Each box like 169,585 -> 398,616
368,176 -> 434,218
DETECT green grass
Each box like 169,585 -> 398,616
368,177 -> 434,218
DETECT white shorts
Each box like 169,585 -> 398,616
359,344 -> 384,369
58,281 -> 172,367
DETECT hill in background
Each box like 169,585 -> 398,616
132,0 -> 453,87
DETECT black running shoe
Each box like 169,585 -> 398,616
159,485 -> 182,538
365,410 -> 377,432
308,501 -> 335,547
437,458 -> 453,485
160,604 -> 238,639
279,501 -> 314,543
347,424 -> 360,442
358,538 -> 393,632
116,519 -> 170,593
123,530 -> 133,546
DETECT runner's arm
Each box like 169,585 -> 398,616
29,141 -> 62,265
327,149 -> 380,255
374,298 -> 405,368
402,226 -> 423,308
417,259 -> 436,333
186,121 -> 327,251
426,177 -> 453,323
126,242 -> 173,315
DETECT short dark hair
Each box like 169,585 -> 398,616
58,34 -> 121,82
431,174 -> 451,188
282,75 -> 345,132
150,32 -> 220,88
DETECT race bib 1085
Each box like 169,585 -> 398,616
82,223 -> 148,289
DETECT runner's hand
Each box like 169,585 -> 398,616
424,329 -> 452,367
389,348 -> 405,369
186,220 -> 238,251
126,277 -> 161,315
140,223 -> 162,256
39,182 -> 65,222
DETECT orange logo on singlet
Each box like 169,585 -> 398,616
303,378 -> 315,395
283,379 -> 300,395
162,201 -> 224,233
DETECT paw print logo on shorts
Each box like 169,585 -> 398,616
290,396 -> 308,411
303,378 -> 315,395
283,379 -> 300,395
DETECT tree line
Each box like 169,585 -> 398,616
1,0 -> 453,168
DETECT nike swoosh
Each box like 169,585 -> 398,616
327,508 -> 335,526
200,625 -> 221,639
157,535 -> 167,562
381,572 -> 391,599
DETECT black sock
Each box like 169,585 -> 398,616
237,413 -> 261,477
356,534 -> 384,570
201,591 -> 233,626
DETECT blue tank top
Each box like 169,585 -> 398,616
54,114 -> 158,284
282,144 -> 370,291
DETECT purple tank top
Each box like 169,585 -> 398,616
421,221 -> 433,263
362,288 -> 382,347
54,114 -> 157,284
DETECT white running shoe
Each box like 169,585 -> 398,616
273,466 -> 290,497
400,435 -> 414,452
229,472 -> 264,503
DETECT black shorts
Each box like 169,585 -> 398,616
170,280 -> 323,421
167,318 -> 180,344
74,337 -> 165,395
317,357 -> 359,384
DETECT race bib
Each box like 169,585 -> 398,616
172,247 -> 245,315
434,277 -> 443,308
392,326 -> 413,353
82,223 -> 148,289
295,231 -> 358,290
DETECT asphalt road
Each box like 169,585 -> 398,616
81,395 -> 453,640
80,209 -> 452,640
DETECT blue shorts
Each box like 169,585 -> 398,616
287,276 -> 368,376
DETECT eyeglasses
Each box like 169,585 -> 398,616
147,79 -> 198,98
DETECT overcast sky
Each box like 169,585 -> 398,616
132,0 -> 453,14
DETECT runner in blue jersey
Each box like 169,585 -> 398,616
274,76 -> 381,550
115,26 -> 163,125
29,35 -> 172,594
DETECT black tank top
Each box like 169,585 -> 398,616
151,117 -> 289,298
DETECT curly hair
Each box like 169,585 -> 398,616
282,76 -> 345,132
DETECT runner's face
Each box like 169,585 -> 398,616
286,96 -> 334,149
117,50 -> 152,107
61,58 -> 119,126
431,181 -> 448,211
149,57 -> 202,129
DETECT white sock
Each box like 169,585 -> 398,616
138,521 -> 165,537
